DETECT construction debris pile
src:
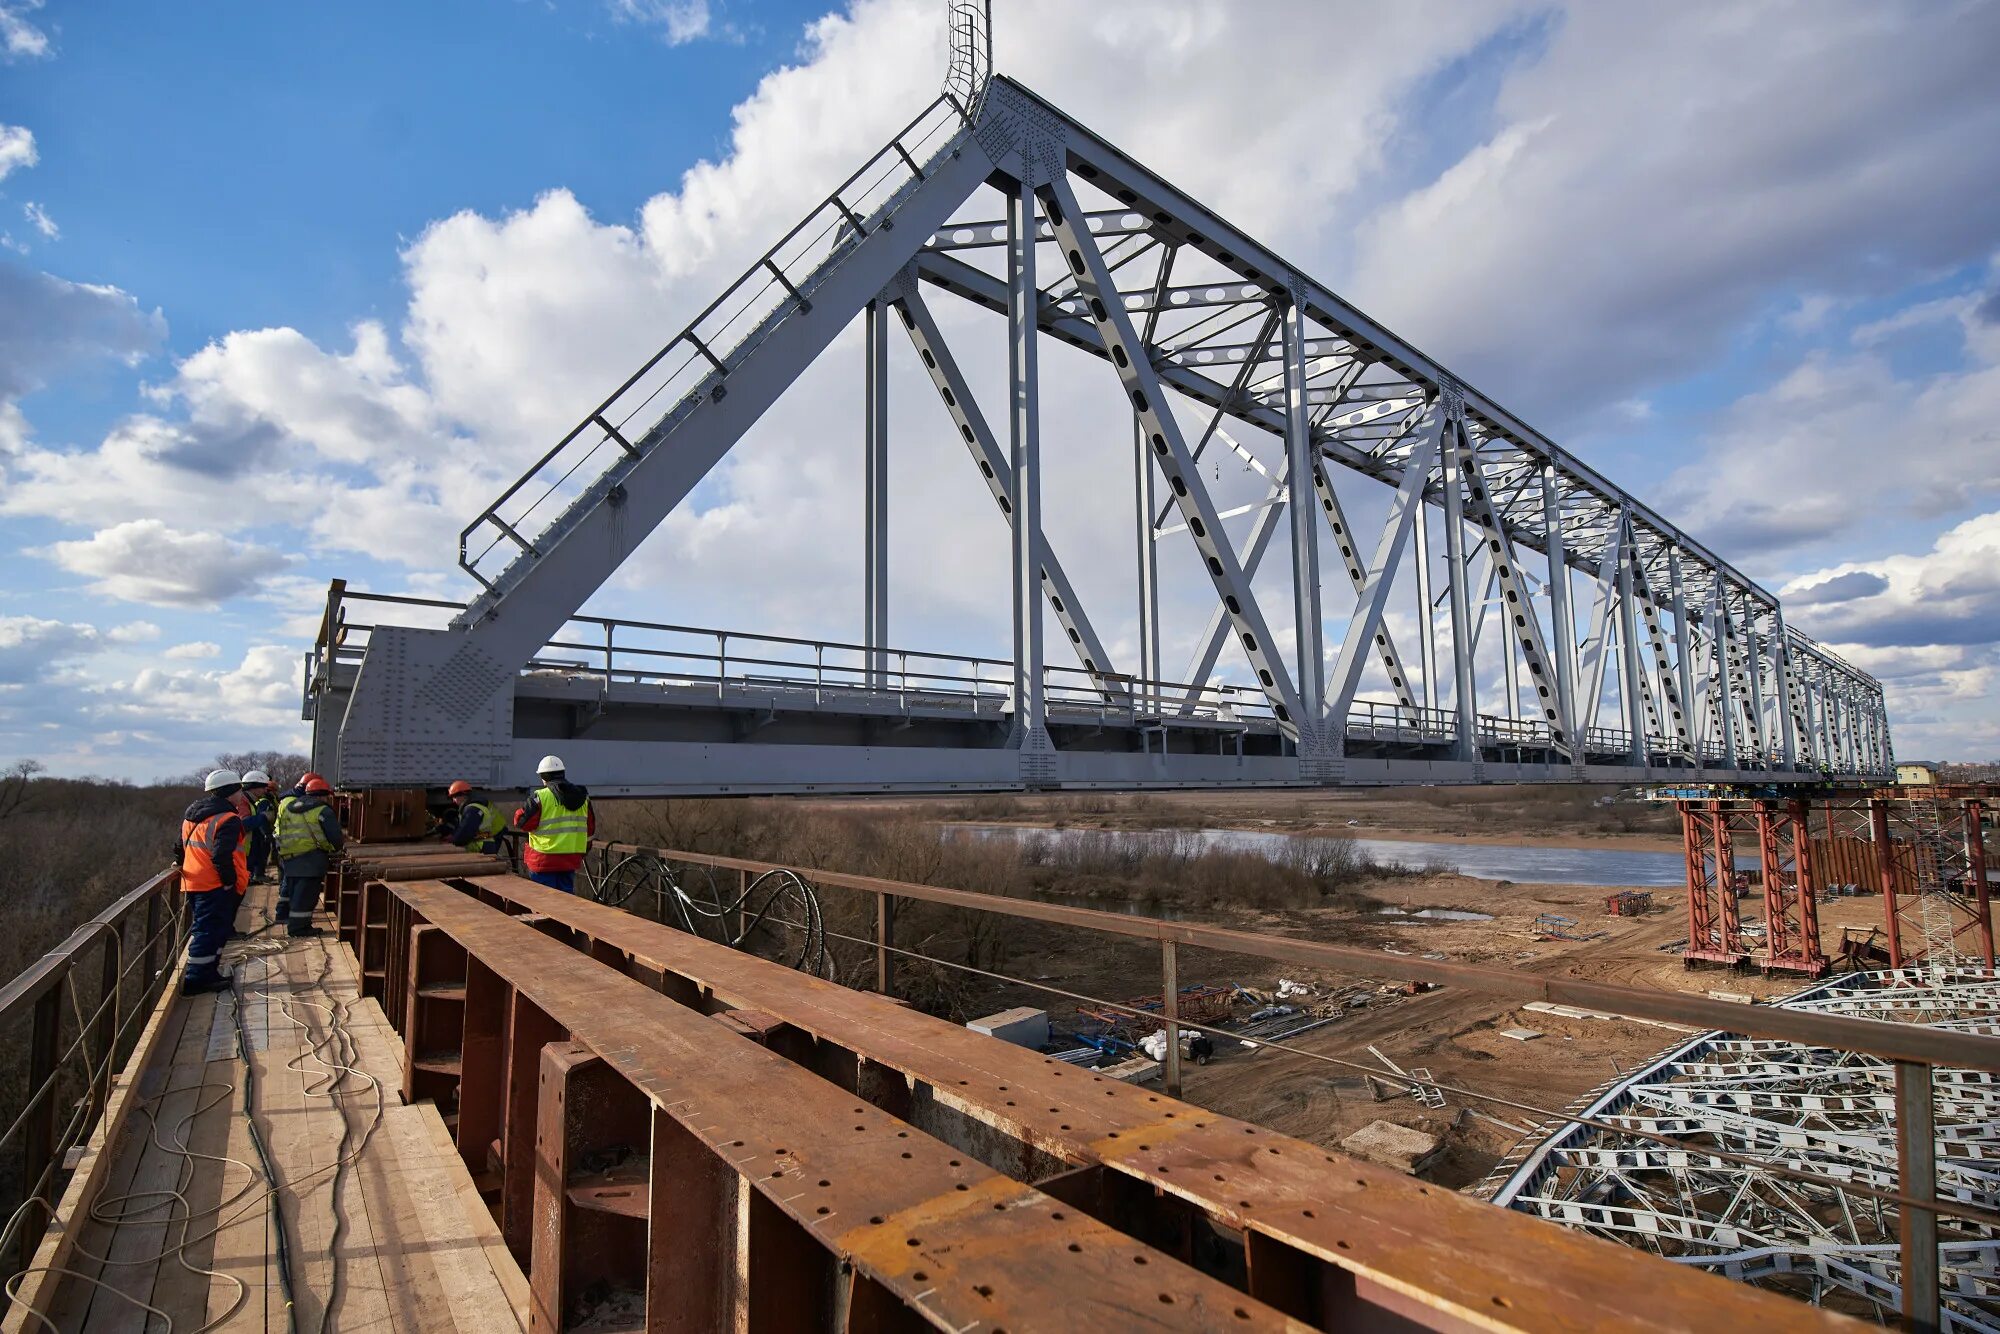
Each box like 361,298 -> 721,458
968,975 -> 1438,1088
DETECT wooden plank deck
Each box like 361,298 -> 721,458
12,883 -> 526,1334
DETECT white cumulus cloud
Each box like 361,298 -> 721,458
37,521 -> 287,608
0,124 -> 33,180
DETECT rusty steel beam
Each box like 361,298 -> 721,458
594,844 -> 2000,1073
436,870 -> 1859,1334
375,879 -> 1308,1333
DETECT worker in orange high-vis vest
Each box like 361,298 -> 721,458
180,768 -> 248,994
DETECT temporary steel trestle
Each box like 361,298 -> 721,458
337,853 -> 1860,1332
306,64 -> 1891,796
1681,788 -> 1996,975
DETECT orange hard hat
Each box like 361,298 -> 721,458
303,776 -> 332,795
299,771 -> 324,788
448,780 -> 473,797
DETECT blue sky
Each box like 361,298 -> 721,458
2,0 -> 1997,778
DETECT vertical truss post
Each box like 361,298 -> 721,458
1579,512 -> 1627,739
1006,170 -> 1049,764
1135,417 -> 1160,712
1439,405 -> 1478,761
1771,608 -> 1800,768
1542,467 -> 1580,766
864,299 -> 890,687
1668,550 -> 1696,766
1744,608 -> 1770,767
1160,940 -> 1181,1099
1895,1060 -> 1941,1334
1281,296 -> 1325,739
1413,502 -> 1438,715
1616,546 -> 1647,766
1712,594 -> 1739,771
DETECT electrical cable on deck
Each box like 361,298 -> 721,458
2,905 -> 387,1332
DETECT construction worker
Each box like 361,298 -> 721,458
274,775 -> 344,936
513,755 -> 593,893
179,769 -> 247,994
443,780 -> 509,854
240,769 -> 278,885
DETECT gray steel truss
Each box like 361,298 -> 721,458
1492,969 -> 2000,1332
306,68 -> 1891,796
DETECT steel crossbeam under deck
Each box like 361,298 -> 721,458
308,64 -> 1891,797
356,869 -> 1859,1333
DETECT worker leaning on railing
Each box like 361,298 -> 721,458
178,769 -> 248,994
513,754 -> 593,894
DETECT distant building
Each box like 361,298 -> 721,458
1896,761 -> 1938,786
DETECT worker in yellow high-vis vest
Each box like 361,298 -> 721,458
512,755 -> 594,894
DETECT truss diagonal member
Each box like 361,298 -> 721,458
892,283 -> 1124,698
1176,457 -> 1291,714
1325,413 -> 1443,740
1578,510 -> 1629,735
1040,173 -> 1305,733
1457,438 -> 1572,754
1629,558 -> 1692,755
1309,459 -> 1418,716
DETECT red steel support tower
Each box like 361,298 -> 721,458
1682,800 -> 1748,966
1755,800 -> 1826,975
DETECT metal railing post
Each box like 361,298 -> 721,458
142,888 -> 162,989
1895,1060 -> 1940,1333
20,985 -> 61,1275
1161,941 -> 1181,1098
92,928 -> 120,1124
875,892 -> 896,996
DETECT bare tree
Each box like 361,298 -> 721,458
0,760 -> 45,821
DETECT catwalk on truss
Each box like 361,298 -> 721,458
307,63 -> 1891,795
1492,967 -> 2000,1332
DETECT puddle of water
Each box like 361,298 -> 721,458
1376,907 -> 1495,922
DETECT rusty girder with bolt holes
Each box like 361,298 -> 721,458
356,870 -> 1864,1332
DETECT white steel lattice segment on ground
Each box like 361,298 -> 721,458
1492,969 -> 2000,1332
305,63 -> 1892,795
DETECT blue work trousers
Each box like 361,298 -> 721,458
183,890 -> 236,985
282,873 -> 325,932
527,868 -> 577,894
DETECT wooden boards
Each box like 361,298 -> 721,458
19,882 -> 526,1333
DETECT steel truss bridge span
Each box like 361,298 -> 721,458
309,76 -> 1890,795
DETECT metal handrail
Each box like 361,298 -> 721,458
312,586 -> 1886,775
456,92 -> 976,593
0,867 -> 185,1283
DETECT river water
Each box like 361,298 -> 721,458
954,823 -> 1691,888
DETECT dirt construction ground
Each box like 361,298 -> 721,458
944,865 -> 1901,1192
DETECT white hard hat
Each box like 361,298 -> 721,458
204,768 -> 242,791
536,754 -> 566,775
242,769 -> 271,786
